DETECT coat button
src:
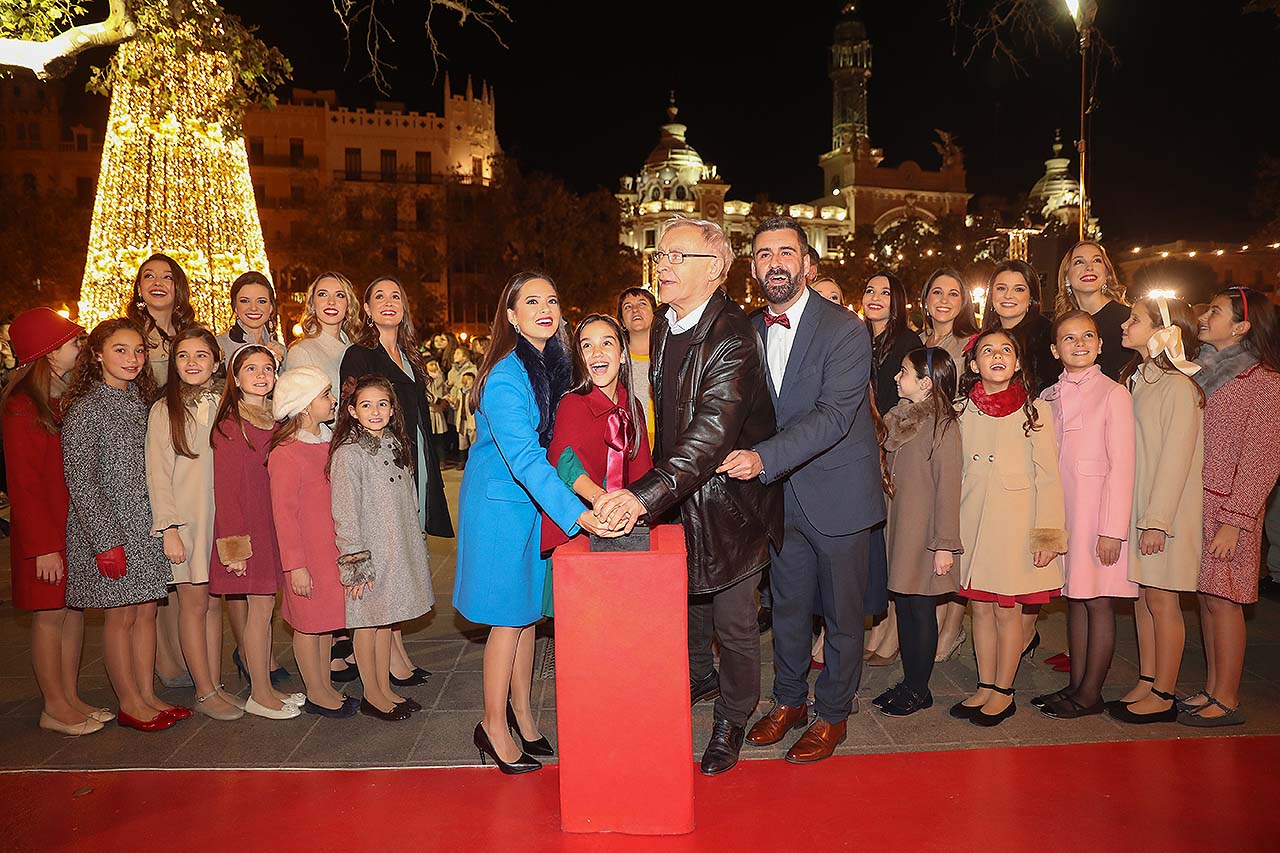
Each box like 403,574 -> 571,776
988,454 -> 994,462
390,477 -> 395,482
972,454 -> 979,461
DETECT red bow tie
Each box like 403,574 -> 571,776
763,312 -> 790,329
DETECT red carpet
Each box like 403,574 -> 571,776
4,737 -> 1276,852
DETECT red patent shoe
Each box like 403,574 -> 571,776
117,710 -> 178,732
160,705 -> 192,721
1045,652 -> 1070,666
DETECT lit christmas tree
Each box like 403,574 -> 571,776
78,35 -> 268,330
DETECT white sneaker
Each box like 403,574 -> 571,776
244,697 -> 302,720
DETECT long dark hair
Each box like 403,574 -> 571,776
0,357 -> 61,434
212,344 -> 277,446
472,271 -> 571,413
1223,287 -> 1280,374
569,313 -> 645,460
63,318 -> 159,415
1119,297 -> 1204,406
125,253 -> 197,348
227,271 -> 279,344
327,374 -> 413,478
354,276 -> 428,381
920,267 -> 979,339
865,271 -> 910,371
162,327 -> 221,459
960,327 -> 1041,435
982,259 -> 1043,331
904,346 -> 961,448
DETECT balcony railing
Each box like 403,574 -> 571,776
252,154 -> 320,169
333,169 -> 441,184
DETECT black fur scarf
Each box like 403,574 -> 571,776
515,333 -> 572,447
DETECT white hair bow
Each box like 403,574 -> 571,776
1147,297 -> 1200,377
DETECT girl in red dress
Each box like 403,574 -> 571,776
1181,288 -> 1280,726
1,309 -> 109,735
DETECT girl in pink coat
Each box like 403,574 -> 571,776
1036,311 -> 1135,719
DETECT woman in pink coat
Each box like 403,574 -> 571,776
1180,288 -> 1280,727
1036,311 -> 1136,719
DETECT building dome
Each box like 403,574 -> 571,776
636,96 -> 706,204
1027,130 -> 1080,222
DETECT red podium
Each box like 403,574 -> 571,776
552,523 -> 694,835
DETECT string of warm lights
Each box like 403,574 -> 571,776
78,37 -> 270,331
1128,243 -> 1280,259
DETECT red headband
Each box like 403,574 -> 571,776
1230,287 -> 1249,324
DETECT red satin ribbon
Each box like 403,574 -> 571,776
604,406 -> 633,491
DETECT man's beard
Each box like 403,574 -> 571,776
759,267 -> 803,305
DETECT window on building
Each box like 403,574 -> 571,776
644,229 -> 657,249
345,147 -> 362,180
290,184 -> 306,206
472,157 -> 483,179
675,185 -> 687,200
75,176 -> 94,202
415,197 -> 433,230
649,187 -> 659,201
253,182 -> 265,205
381,149 -> 397,181
416,151 -> 432,183
248,137 -> 264,165
75,131 -> 88,152
289,138 -> 304,165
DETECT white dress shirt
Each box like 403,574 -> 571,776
765,285 -> 811,394
666,293 -> 715,335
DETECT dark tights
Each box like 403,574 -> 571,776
1065,597 -> 1117,706
896,594 -> 940,694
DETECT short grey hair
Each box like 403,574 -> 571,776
661,215 -> 733,284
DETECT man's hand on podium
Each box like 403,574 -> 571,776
595,489 -> 646,535
578,508 -> 625,538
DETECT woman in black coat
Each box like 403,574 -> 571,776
340,276 -> 453,685
980,259 -> 1061,397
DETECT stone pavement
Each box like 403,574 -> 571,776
2,469 -> 1278,770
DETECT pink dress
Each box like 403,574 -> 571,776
1199,364 -> 1280,604
1043,366 -> 1137,599
268,431 -> 346,633
210,417 -> 283,596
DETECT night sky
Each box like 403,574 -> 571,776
150,2 -> 1280,243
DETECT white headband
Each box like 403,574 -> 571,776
1147,297 -> 1200,377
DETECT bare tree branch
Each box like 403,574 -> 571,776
0,0 -> 136,79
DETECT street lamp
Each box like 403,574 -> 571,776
1065,0 -> 1098,241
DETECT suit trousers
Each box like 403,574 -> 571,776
688,570 -> 761,728
771,487 -> 870,723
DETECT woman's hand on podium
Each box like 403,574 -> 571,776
579,509 -> 623,538
595,489 -> 645,535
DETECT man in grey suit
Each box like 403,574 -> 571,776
719,216 -> 884,763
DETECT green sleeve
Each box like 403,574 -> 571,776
555,445 -> 589,488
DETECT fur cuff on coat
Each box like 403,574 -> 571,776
216,535 -> 253,564
1029,528 -> 1068,555
338,551 -> 374,586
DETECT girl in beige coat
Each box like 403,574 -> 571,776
875,347 -> 963,718
144,328 -> 243,721
950,329 -> 1067,728
1109,297 -> 1204,725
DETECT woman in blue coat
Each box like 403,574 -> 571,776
454,271 -> 616,774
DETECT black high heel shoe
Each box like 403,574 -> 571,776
1021,631 -> 1041,661
474,722 -> 541,774
506,700 -> 554,756
231,647 -> 291,686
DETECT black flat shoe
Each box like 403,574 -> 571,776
331,664 -> 361,683
879,687 -> 933,717
506,700 -> 553,757
359,697 -> 411,722
873,683 -> 907,709
396,697 -> 422,713
971,685 -> 1017,727
304,697 -> 360,719
700,718 -> 745,776
390,667 -> 432,687
474,722 -> 542,774
949,682 -> 995,720
330,637 -> 354,661
1031,688 -> 1070,710
1041,695 -> 1104,719
1107,688 -> 1178,724
691,671 -> 720,706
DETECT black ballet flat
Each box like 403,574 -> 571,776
390,667 -> 433,687
971,685 -> 1017,727
949,682 -> 995,720
1031,688 -> 1070,710
359,697 -> 411,722
506,700 -> 554,756
1107,687 -> 1178,725
396,697 -> 423,713
474,722 -> 542,774
330,664 -> 361,683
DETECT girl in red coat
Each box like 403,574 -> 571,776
1,309 -> 110,735
1181,288 -> 1280,726
542,313 -> 654,553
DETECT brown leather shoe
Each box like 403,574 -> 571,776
784,719 -> 847,764
746,704 -> 808,746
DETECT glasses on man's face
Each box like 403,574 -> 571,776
651,250 -> 717,265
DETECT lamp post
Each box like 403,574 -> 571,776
1065,0 -> 1097,241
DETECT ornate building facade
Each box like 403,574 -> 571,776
617,2 -> 971,276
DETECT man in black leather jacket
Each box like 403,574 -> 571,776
597,215 -> 782,776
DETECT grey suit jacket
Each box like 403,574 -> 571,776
751,289 -> 886,537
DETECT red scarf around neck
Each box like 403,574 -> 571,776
969,379 -> 1028,417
